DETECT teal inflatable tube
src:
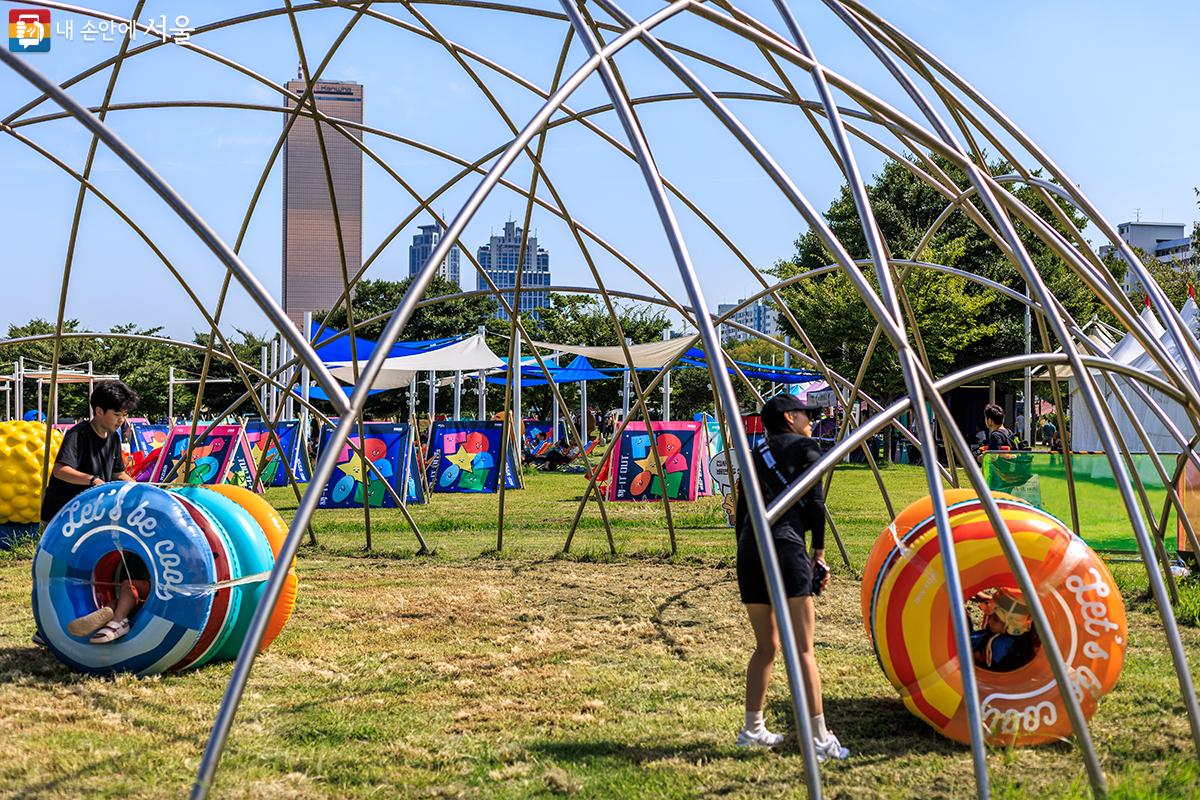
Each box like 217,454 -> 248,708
173,487 -> 275,662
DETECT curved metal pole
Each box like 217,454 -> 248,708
182,1 -> 370,491
825,3 -> 1200,772
37,0 -> 146,504
558,2 -> 825,792
680,2 -> 1196,418
1,123 -> 323,544
833,0 -> 1200,392
747,3 -> 989,789
0,47 -> 348,413
767,351 -> 1192,519
281,0 -> 378,548
495,26 -> 574,553
8,2 -> 1180,402
190,6 -> 696,795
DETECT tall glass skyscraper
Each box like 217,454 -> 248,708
282,79 -> 363,329
408,223 -> 461,288
476,220 -> 551,319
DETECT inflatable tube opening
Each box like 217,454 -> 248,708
968,585 -> 1041,675
91,550 -> 152,611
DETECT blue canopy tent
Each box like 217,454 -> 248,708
310,322 -> 462,363
674,348 -> 820,384
302,385 -> 389,402
485,355 -> 617,386
485,356 -> 617,442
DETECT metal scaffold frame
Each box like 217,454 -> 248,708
4,3 -> 1200,798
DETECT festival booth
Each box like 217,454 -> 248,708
150,424 -> 258,489
603,420 -> 708,502
316,422 -> 424,508
426,420 -> 520,493
1069,299 -> 1197,457
244,420 -> 311,489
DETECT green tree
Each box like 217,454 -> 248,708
0,320 -> 188,421
775,154 -> 1106,402
1118,248 -> 1200,310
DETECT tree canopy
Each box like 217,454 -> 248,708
771,154 -> 1112,401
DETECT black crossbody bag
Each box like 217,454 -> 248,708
752,439 -> 827,596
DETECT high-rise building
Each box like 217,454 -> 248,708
717,298 -> 781,344
281,79 -> 364,329
408,223 -> 461,288
1100,221 -> 1195,294
476,220 -> 551,319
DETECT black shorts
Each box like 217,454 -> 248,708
736,532 -> 812,605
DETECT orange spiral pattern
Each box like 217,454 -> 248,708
862,492 -> 1127,746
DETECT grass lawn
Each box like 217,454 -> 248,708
3,464 -> 1200,798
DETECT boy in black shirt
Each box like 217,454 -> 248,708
982,403 -> 1017,452
39,380 -> 144,644
40,380 -> 139,524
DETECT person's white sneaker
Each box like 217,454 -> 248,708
813,733 -> 850,762
736,727 -> 784,748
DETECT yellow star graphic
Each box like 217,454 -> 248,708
447,446 -> 477,473
634,453 -> 656,473
339,454 -> 367,482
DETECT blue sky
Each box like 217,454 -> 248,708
2,0 -> 1198,340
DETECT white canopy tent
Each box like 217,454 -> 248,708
327,333 -> 504,391
1069,300 -> 1197,457
1029,316 -> 1121,383
529,339 -> 691,369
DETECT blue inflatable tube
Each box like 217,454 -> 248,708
32,483 -> 214,676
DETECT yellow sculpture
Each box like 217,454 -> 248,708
0,421 -> 63,524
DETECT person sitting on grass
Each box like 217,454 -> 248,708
543,441 -> 582,471
39,380 -> 142,645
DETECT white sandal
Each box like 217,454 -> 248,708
90,618 -> 131,644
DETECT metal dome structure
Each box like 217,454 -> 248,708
4,2 -> 1200,798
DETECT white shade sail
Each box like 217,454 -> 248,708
529,338 -> 692,369
327,334 -> 504,390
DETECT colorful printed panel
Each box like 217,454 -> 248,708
605,421 -> 704,502
245,420 -> 310,488
150,425 -> 244,485
317,422 -> 420,508
128,423 -> 169,456
223,431 -> 259,491
427,420 -> 520,493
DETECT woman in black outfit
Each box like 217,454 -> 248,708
733,394 -> 849,761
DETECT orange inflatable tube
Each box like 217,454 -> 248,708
862,491 -> 1127,746
207,484 -> 298,651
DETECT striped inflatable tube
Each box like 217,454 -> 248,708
32,483 -> 293,676
861,491 -> 1127,746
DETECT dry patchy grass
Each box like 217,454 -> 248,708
2,466 -> 1199,798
